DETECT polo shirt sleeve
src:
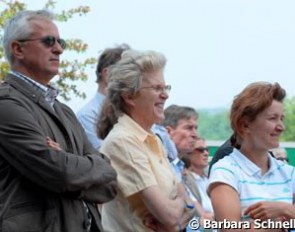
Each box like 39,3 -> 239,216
208,158 -> 240,195
289,166 -> 295,194
101,136 -> 158,197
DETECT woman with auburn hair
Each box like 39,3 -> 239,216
208,82 -> 295,232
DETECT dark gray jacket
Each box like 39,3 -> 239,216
0,74 -> 117,232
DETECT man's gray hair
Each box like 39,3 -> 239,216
162,104 -> 199,128
3,10 -> 54,64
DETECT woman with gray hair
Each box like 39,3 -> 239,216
98,49 -> 196,231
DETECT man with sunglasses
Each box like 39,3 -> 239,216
183,138 -> 215,232
0,10 -> 117,232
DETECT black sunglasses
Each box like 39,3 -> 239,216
18,36 -> 67,49
194,147 -> 209,152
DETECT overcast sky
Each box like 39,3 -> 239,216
18,0 -> 295,112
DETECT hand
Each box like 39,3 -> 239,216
244,201 -> 289,221
176,205 -> 198,231
46,136 -> 62,151
201,211 -> 214,221
143,214 -> 175,232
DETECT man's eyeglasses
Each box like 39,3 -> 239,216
194,147 -> 209,152
140,85 -> 171,94
18,36 -> 67,49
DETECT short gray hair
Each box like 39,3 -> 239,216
97,49 -> 166,138
162,104 -> 199,128
107,49 -> 166,115
3,10 -> 54,64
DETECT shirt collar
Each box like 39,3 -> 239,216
10,70 -> 47,92
118,113 -> 152,142
118,114 -> 165,157
10,70 -> 59,106
191,171 -> 202,180
171,157 -> 185,168
231,148 -> 278,177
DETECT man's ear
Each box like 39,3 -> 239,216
101,68 -> 109,82
166,125 -> 174,135
11,41 -> 25,59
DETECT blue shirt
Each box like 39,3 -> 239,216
152,124 -> 178,161
152,124 -> 203,231
77,91 -> 105,149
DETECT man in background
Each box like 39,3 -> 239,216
154,105 -> 214,231
77,44 -> 130,149
186,137 -> 214,220
153,104 -> 199,180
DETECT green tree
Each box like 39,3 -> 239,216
198,96 -> 295,142
198,109 -> 232,141
0,0 -> 96,101
281,96 -> 295,141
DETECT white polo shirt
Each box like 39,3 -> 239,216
208,148 -> 295,216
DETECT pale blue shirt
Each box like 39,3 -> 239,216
152,124 -> 183,181
152,125 -> 199,231
171,157 -> 185,182
152,124 -> 178,161
209,148 -> 295,221
191,172 -> 213,213
77,92 -> 105,149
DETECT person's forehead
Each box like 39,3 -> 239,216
142,70 -> 164,82
195,140 -> 205,147
29,22 -> 57,39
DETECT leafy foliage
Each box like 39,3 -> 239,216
198,109 -> 232,141
281,96 -> 295,141
0,0 -> 96,101
198,97 -> 295,142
